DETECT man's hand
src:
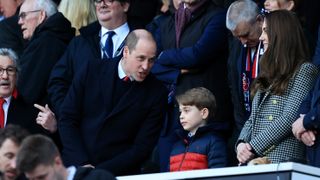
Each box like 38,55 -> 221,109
301,130 -> 317,146
236,142 -> 255,164
34,104 -> 57,133
292,114 -> 306,140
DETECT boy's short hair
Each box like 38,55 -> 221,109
176,87 -> 216,120
16,135 -> 59,173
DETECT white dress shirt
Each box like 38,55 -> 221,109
100,23 -> 130,58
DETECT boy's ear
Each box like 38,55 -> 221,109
201,108 -> 209,120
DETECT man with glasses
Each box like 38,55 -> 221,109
0,48 -> 55,135
48,0 -> 131,118
16,0 -> 74,115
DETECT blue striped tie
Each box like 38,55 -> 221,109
103,31 -> 115,59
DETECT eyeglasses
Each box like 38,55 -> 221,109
18,10 -> 41,20
0,67 -> 17,76
94,0 -> 115,6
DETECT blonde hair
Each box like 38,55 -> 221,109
58,0 -> 97,35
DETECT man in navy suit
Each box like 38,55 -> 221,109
48,0 -> 132,118
292,26 -> 320,168
59,29 -> 167,176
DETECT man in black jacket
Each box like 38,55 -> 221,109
17,0 -> 74,107
16,134 -> 115,180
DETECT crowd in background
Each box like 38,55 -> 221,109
0,0 -> 319,179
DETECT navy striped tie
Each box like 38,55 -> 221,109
103,31 -> 115,59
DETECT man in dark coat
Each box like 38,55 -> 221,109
292,26 -> 320,168
16,134 -> 115,180
0,0 -> 25,57
59,30 -> 167,176
17,0 -> 74,107
226,0 -> 263,132
48,0 -> 131,117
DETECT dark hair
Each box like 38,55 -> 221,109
251,10 -> 309,96
176,87 -> 217,120
16,135 -> 59,173
0,125 -> 29,148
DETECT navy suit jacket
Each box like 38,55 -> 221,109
59,59 -> 167,175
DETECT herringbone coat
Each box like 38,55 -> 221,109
237,63 -> 318,163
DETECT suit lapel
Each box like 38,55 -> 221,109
88,34 -> 101,59
99,60 -> 118,111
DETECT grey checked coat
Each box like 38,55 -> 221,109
237,63 -> 318,163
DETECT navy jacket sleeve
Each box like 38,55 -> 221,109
302,77 -> 320,130
59,61 -> 90,165
313,26 -> 320,66
48,38 -> 77,116
151,11 -> 227,84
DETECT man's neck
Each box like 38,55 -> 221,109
61,167 -> 68,180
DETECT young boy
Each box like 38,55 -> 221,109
169,87 -> 228,171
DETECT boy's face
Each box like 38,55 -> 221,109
179,105 -> 208,135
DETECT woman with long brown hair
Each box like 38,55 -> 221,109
236,10 -> 318,164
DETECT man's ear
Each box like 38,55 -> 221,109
123,46 -> 129,58
38,10 -> 46,24
122,2 -> 130,13
285,1 -> 295,11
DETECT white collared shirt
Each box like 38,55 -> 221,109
3,96 -> 11,127
67,166 -> 77,180
100,23 -> 130,58
118,59 -> 133,81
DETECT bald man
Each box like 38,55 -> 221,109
59,29 -> 167,176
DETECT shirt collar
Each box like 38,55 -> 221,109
118,59 -> 127,80
118,59 -> 134,81
66,166 -> 77,180
101,22 -> 129,37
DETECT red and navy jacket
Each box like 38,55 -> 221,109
169,123 -> 228,171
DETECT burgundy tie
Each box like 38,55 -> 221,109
0,98 -> 5,128
123,76 -> 130,82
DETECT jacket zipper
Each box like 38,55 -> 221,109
178,138 -> 193,171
